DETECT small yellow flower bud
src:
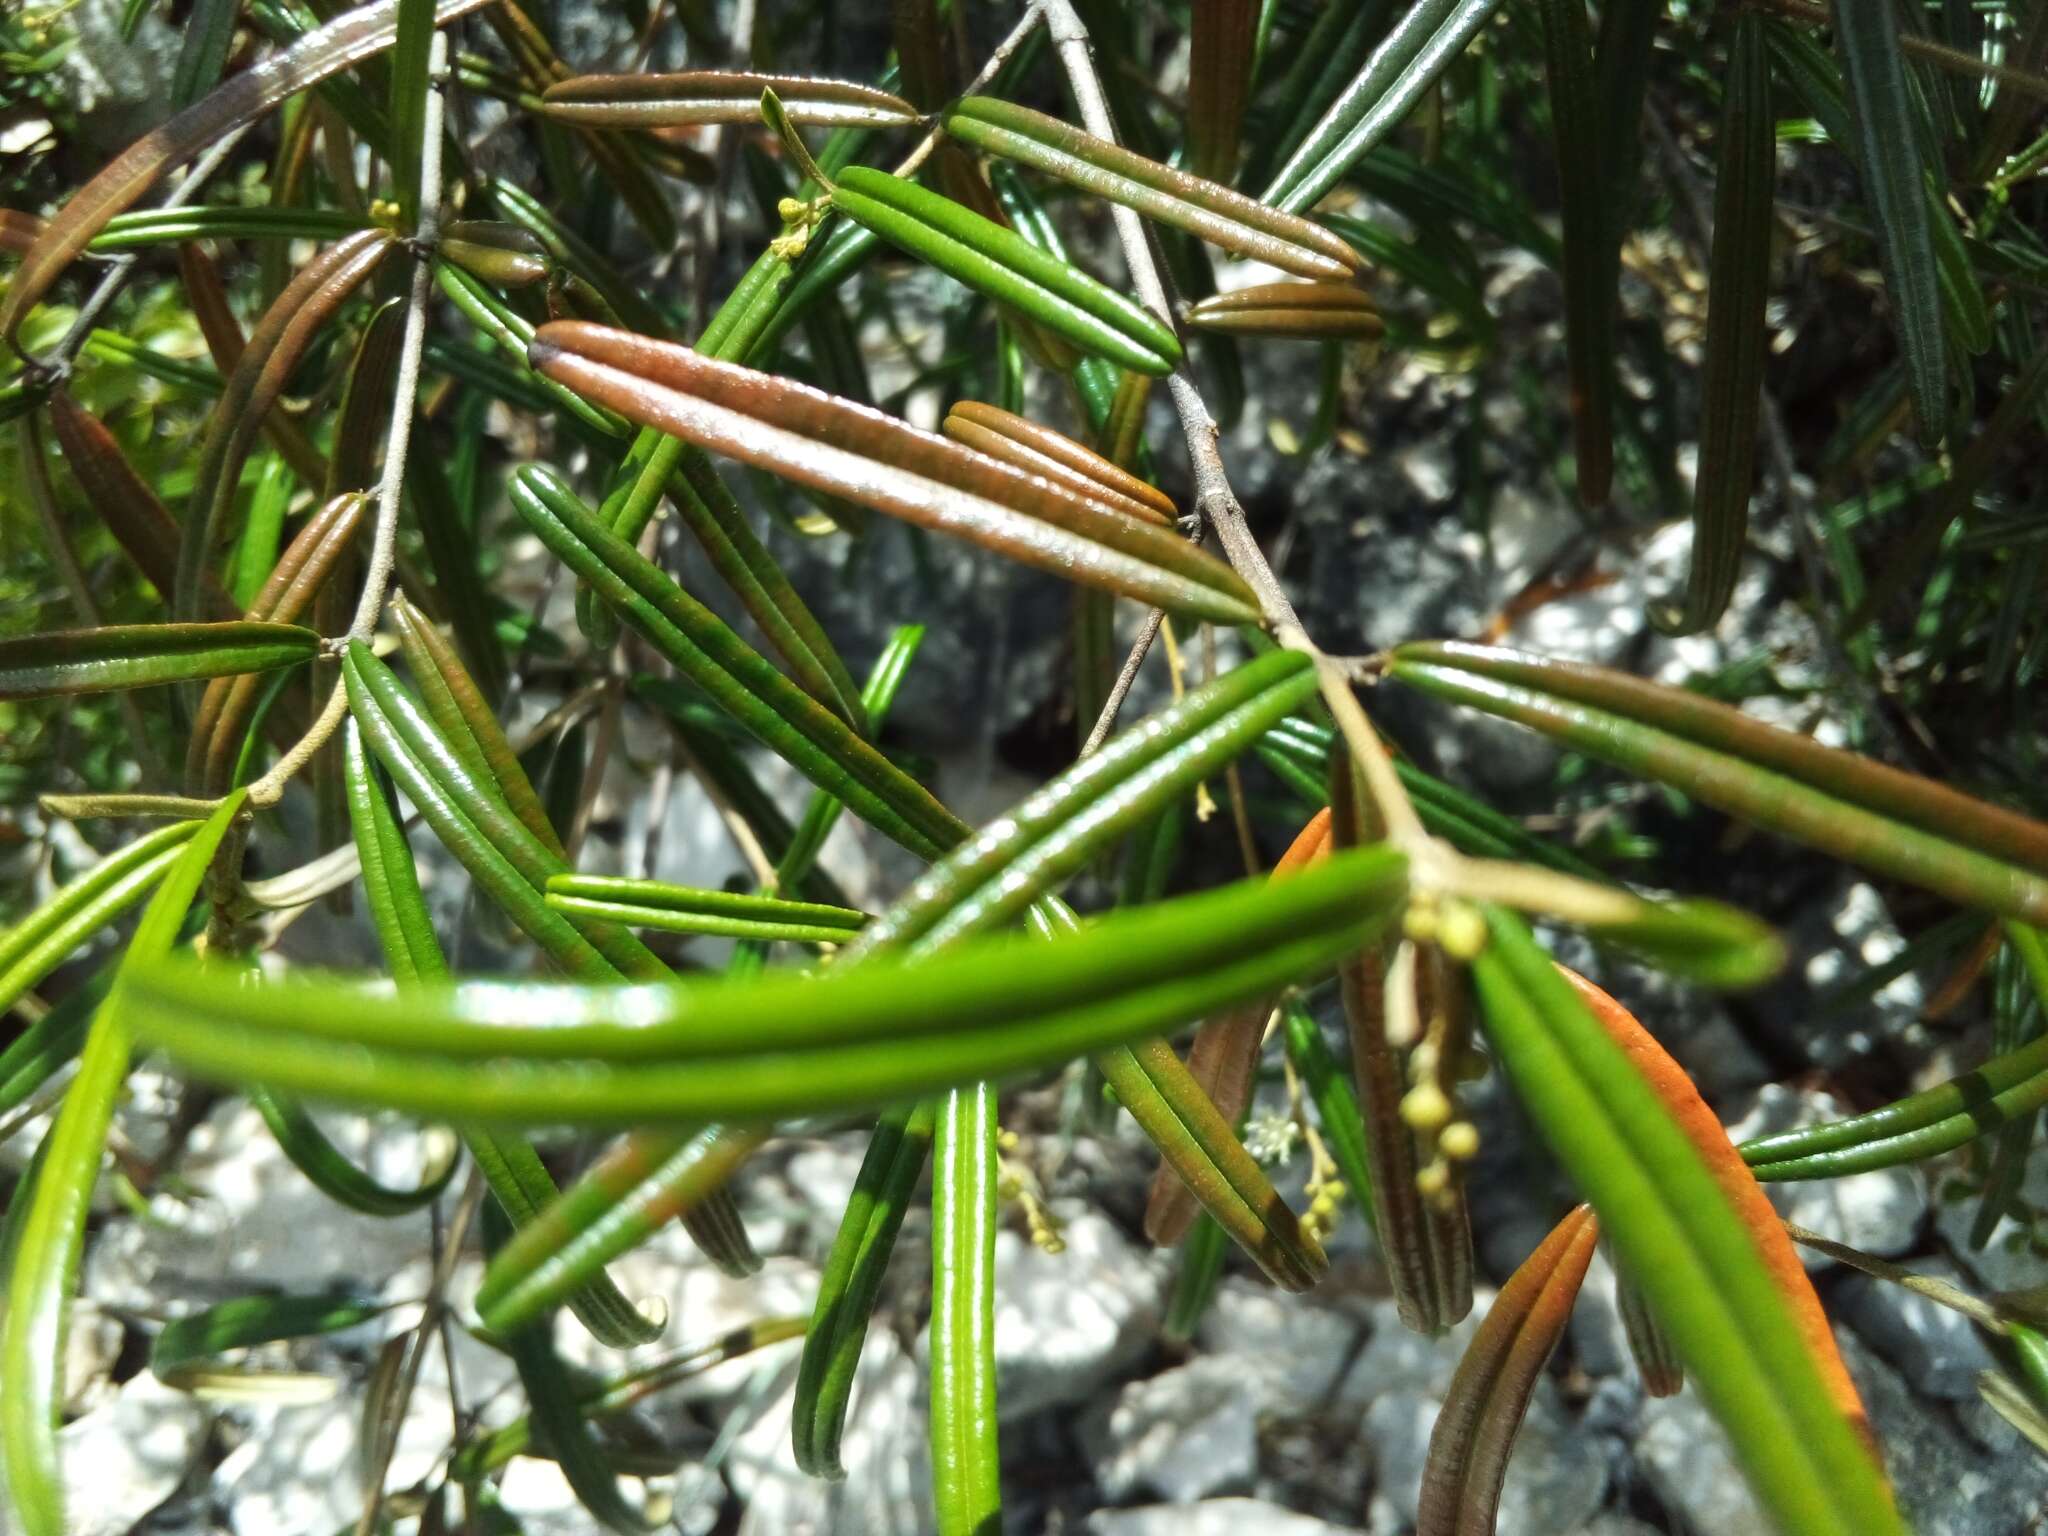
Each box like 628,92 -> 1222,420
1403,903 -> 1440,944
1401,1081 -> 1453,1133
1415,1159 -> 1450,1199
1438,1121 -> 1480,1161
1437,901 -> 1487,960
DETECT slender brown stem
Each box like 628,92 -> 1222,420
893,5 -> 1048,179
1079,607 -> 1165,756
251,35 -> 451,809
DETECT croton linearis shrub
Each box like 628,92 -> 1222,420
1,0 -> 2045,1530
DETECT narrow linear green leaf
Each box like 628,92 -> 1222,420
1468,909 -> 1903,1535
1833,0 -> 1950,441
1387,643 -> 2048,923
792,1100 -> 937,1478
0,820 -> 199,1015
2,792 -> 247,1536
826,166 -> 1182,375
1657,13 -> 1773,636
942,96 -> 1359,281
126,847 -> 1412,1126
0,623 -> 319,700
1260,0 -> 1508,215
930,1081 -> 1001,1536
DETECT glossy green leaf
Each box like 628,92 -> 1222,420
126,845 -> 1411,1126
846,650 -> 1320,958
1417,1205 -> 1599,1536
248,1089 -> 458,1217
930,1081 -> 1001,1536
1833,0 -> 1949,442
436,262 -> 628,437
942,97 -> 1359,282
152,1291 -> 391,1389
389,595 -> 566,859
825,166 -> 1181,375
343,720 -> 661,1348
791,1099 -> 937,1478
0,622 -> 319,701
0,821 -> 199,1015
507,464 -> 968,860
1387,641 -> 2048,923
1101,1034 -> 1329,1291
1256,713 -> 1607,882
2,792 -> 246,1536
1260,0 -> 1508,215
584,434 -> 867,731
1282,998 -> 1379,1233
546,876 -> 866,944
477,1125 -> 769,1332
1467,907 -> 1903,1535
1658,13 -> 1772,636
87,205 -> 372,251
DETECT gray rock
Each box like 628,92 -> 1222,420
1196,1279 -> 1370,1415
1361,1390 -> 1436,1529
1756,880 -> 1927,1072
1085,1498 -> 1358,1536
988,1200 -> 1165,1419
1836,1258 -> 1997,1400
84,1101 -> 441,1310
1724,1084 -> 1927,1264
1635,1389 -> 1774,1535
1496,1395 -> 1610,1536
1085,1356 -> 1259,1503
1936,1137 -> 2048,1293
56,1373 -> 207,1536
1336,1293 -> 1490,1412
1844,1332 -> 2048,1536
720,1329 -> 931,1536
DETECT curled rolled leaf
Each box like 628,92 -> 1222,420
1186,281 -> 1385,341
542,70 -> 919,128
1417,1205 -> 1599,1536
1467,915 -> 1898,1534
526,323 -> 1254,623
825,166 -> 1183,375
0,0 -> 494,345
942,401 -> 1176,526
1387,640 -> 2048,924
942,96 -> 1360,282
